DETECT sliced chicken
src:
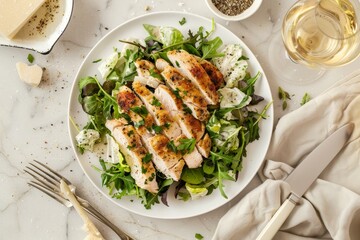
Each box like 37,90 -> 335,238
155,58 -> 170,72
117,86 -> 154,129
135,59 -> 163,88
149,134 -> 185,181
167,50 -> 219,105
175,135 -> 203,168
157,62 -> 209,121
132,80 -> 181,140
154,85 -> 205,141
198,59 -> 224,90
196,133 -> 211,158
105,121 -> 158,193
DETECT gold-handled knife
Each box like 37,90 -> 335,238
256,123 -> 353,240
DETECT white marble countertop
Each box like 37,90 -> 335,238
1,0 -> 360,239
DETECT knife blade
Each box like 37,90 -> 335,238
256,123 -> 353,240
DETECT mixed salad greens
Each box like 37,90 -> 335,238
74,19 -> 271,209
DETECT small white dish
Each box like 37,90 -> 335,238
205,0 -> 263,21
0,0 -> 74,54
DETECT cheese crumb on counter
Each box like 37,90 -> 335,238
60,180 -> 105,240
16,62 -> 43,87
0,0 -> 46,39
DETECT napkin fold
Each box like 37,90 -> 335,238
212,71 -> 360,240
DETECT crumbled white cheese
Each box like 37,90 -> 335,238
218,87 -> 251,109
16,62 -> 43,87
76,129 -> 100,152
212,44 -> 248,88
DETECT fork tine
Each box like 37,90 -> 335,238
24,169 -> 59,191
29,162 -> 61,183
33,160 -> 72,185
25,166 -> 60,190
28,181 -> 71,207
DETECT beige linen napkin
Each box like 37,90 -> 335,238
212,71 -> 360,240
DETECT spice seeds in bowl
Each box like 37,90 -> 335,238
205,0 -> 263,21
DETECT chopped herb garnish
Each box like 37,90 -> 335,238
167,140 -> 177,152
27,54 -> 34,63
92,59 -> 102,63
301,93 -> 311,106
130,105 -> 148,117
149,68 -> 163,80
141,166 -> 148,173
177,138 -> 196,154
175,60 -> 180,68
278,86 -> 291,110
127,144 -> 135,150
179,17 -> 186,26
151,96 -> 162,107
127,130 -> 134,136
163,122 -> 171,129
173,88 -> 181,99
182,104 -> 192,114
152,125 -> 163,134
134,119 -> 145,128
142,153 -> 152,163
195,233 -> 204,239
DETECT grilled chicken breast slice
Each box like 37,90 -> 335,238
105,122 -> 158,193
175,135 -> 203,168
167,50 -> 219,105
132,80 -> 181,140
158,63 -> 209,121
149,134 -> 185,181
135,59 -> 163,88
198,59 -> 224,90
117,86 -> 154,129
196,133 -> 211,158
154,85 -> 205,141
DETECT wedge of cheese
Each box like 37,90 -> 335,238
0,0 -> 46,39
16,62 -> 43,87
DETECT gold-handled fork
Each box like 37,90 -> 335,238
24,160 -> 133,240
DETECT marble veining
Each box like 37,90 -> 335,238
1,0 -> 360,239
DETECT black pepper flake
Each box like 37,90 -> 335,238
212,0 -> 254,16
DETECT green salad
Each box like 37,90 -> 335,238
74,19 -> 271,209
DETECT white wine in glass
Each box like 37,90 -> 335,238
270,0 -> 360,83
283,0 -> 360,68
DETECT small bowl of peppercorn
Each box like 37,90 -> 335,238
205,0 -> 263,21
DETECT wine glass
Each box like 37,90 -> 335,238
269,0 -> 360,84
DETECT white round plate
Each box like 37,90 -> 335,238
68,12 -> 274,219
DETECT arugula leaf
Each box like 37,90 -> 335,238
216,162 -> 235,198
201,36 -> 224,60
